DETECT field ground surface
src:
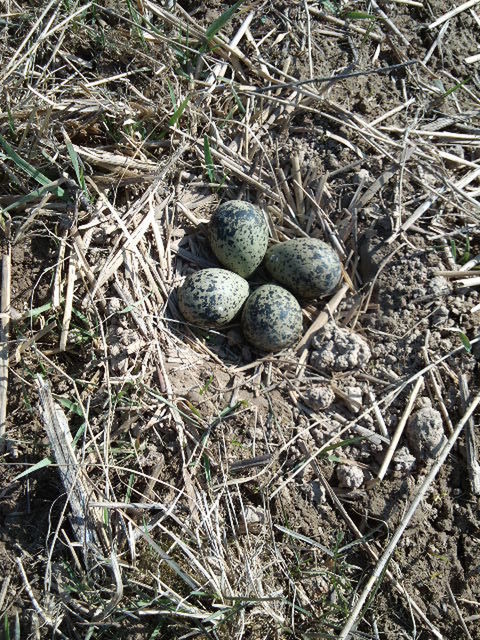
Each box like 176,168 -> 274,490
0,1 -> 479,639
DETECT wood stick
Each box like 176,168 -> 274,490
377,376 -> 423,480
338,389 -> 480,639
0,246 -> 11,451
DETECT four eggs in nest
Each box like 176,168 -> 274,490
178,200 -> 342,352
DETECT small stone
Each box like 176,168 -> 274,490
428,276 -> 452,298
311,322 -> 371,372
343,385 -> 363,413
336,464 -> 364,489
406,407 -> 446,462
238,505 -> 265,534
302,385 -> 335,411
393,446 -> 416,475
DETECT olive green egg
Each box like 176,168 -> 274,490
178,268 -> 249,328
241,284 -> 303,352
209,200 -> 269,278
264,238 -> 342,298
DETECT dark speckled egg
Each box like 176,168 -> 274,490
264,238 -> 341,298
241,284 -> 302,352
209,200 -> 269,278
178,269 -> 249,328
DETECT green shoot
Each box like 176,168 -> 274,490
0,133 -> 65,197
204,1 -> 244,47
168,95 -> 190,128
64,131 -> 89,198
13,457 -> 52,481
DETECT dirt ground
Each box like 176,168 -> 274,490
1,1 -> 480,639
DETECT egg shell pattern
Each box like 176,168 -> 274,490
241,284 -> 303,352
265,238 -> 341,298
209,200 -> 269,278
178,268 -> 249,328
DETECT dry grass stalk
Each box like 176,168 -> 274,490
297,440 -> 443,638
0,244 -> 11,451
429,0 -> 480,28
459,375 -> 480,495
376,376 -> 424,480
339,389 -> 480,640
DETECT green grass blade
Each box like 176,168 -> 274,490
13,458 -> 52,481
205,0 -> 243,43
168,94 -> 190,127
458,331 -> 472,353
440,76 -> 471,99
0,133 -> 64,197
2,183 -> 66,213
64,131 -> 88,195
342,10 -> 377,20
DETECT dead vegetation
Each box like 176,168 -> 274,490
1,1 -> 480,638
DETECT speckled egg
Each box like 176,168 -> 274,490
178,269 -> 249,328
241,284 -> 303,352
209,200 -> 269,278
264,238 -> 341,298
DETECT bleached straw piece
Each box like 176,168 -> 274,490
296,283 -> 350,354
291,153 -> 305,225
0,247 -> 11,450
59,252 -> 77,352
377,376 -> 424,480
370,0 -> 410,45
459,375 -> 480,495
429,0 -> 480,28
205,11 -> 254,91
367,390 -> 390,439
423,21 -> 449,64
339,388 -> 480,640
465,52 -> 480,63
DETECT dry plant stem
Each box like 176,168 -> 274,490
296,283 -> 350,354
377,376 -> 424,480
59,250 -> 77,352
295,283 -> 350,379
428,369 -> 454,436
459,375 -> 480,495
297,441 -> 442,638
0,574 -> 10,612
16,556 -> 68,638
429,0 -> 480,28
291,154 -> 305,225
0,246 -> 11,451
370,0 -> 410,45
367,390 -> 390,439
338,390 -> 480,640
447,583 -> 474,640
